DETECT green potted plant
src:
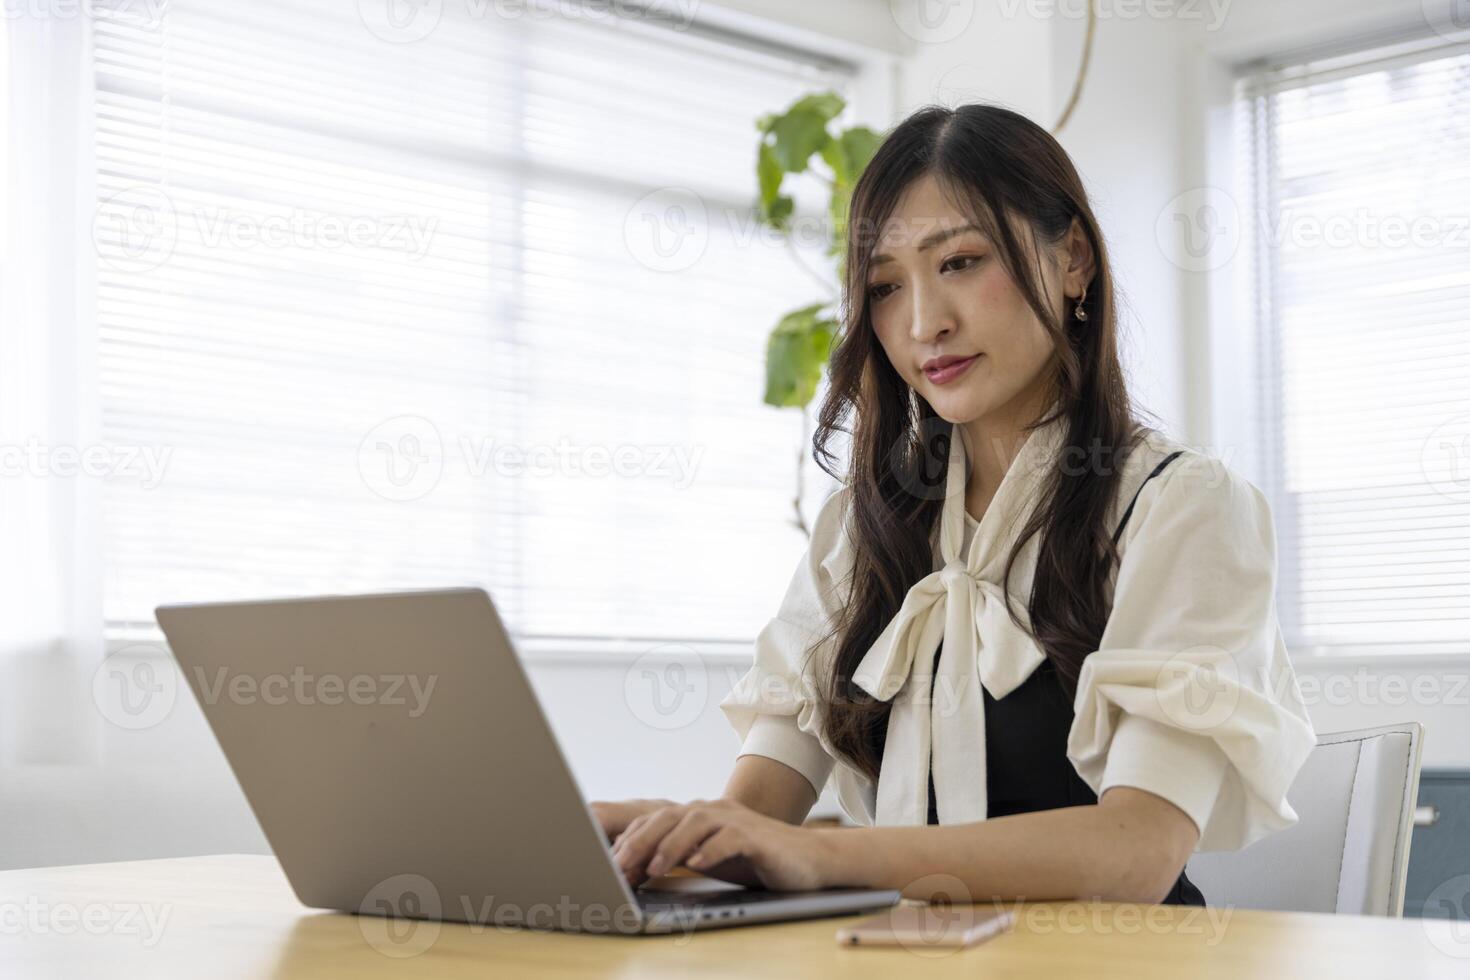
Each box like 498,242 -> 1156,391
755,90 -> 881,534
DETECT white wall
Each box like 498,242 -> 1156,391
0,652 -> 753,870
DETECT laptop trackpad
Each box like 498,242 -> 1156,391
639,874 -> 746,895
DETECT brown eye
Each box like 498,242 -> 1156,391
868,283 -> 896,301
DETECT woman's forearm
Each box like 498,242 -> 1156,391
721,754 -> 819,826
810,795 -> 1190,904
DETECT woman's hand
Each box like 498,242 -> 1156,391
609,798 -> 832,892
588,798 -> 677,844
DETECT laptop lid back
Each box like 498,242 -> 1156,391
156,588 -> 642,933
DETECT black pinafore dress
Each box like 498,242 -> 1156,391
887,448 -> 1206,906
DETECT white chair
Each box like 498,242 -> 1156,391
1186,722 -> 1424,916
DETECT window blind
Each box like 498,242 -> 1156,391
1235,34 -> 1470,656
91,0 -> 856,648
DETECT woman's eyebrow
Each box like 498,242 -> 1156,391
869,223 -> 984,267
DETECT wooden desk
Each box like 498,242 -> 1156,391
1,854 -> 1465,978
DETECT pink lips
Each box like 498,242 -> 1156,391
922,353 -> 981,385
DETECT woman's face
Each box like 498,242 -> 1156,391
864,173 -> 1069,426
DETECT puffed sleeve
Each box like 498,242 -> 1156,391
1067,451 -> 1317,853
717,485 -> 853,798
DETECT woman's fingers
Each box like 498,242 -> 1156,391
644,806 -> 724,877
611,805 -> 686,885
588,800 -> 631,841
685,825 -> 747,873
590,798 -> 675,844
604,799 -> 772,887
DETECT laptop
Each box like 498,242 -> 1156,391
155,587 -> 900,935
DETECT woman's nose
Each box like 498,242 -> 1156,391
909,286 -> 956,343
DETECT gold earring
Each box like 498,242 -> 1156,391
1073,284 -> 1089,322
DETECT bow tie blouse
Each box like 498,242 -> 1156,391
719,412 -> 1317,853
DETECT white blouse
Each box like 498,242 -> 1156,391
718,408 -> 1318,853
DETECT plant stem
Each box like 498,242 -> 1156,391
784,236 -> 840,302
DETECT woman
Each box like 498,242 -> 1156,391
592,103 -> 1316,905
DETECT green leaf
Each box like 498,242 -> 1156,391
769,108 -> 832,173
787,91 -> 846,124
757,141 -> 783,211
758,193 -> 794,232
751,94 -> 870,410
818,138 -> 849,185
827,184 -> 851,257
820,125 -> 884,188
837,126 -> 882,180
764,304 -> 838,408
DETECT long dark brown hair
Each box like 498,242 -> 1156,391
811,103 -> 1157,783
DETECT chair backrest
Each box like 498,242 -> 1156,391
1186,722 -> 1423,916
